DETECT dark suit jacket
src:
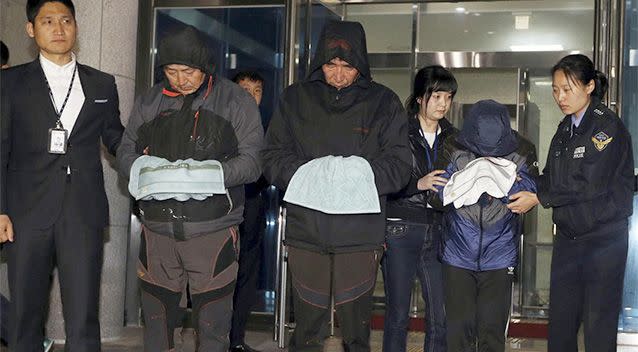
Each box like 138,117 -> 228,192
1,59 -> 123,229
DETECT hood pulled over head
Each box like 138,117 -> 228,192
157,26 -> 214,74
308,20 -> 370,81
456,99 -> 518,157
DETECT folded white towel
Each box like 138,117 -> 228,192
284,155 -> 380,214
128,155 -> 226,201
443,157 -> 517,209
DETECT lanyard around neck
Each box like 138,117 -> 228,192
44,64 -> 78,129
419,125 -> 439,170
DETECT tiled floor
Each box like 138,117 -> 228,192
5,324 -> 638,351
20,327 -> 553,352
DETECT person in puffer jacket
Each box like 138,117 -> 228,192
116,26 -> 263,352
429,99 -> 538,352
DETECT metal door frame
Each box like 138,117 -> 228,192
130,0 -> 625,327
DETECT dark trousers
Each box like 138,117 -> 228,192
230,192 -> 265,346
138,227 -> 239,352
443,265 -> 512,352
1,293 -> 8,346
287,247 -> 380,352
548,222 -> 628,352
7,200 -> 103,352
381,221 -> 446,352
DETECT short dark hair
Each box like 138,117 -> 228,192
27,0 -> 75,23
551,54 -> 608,100
232,71 -> 264,84
1,41 -> 8,66
405,65 -> 458,117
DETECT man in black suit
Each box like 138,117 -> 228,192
0,1 -> 123,350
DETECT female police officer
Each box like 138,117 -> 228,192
508,54 -> 634,352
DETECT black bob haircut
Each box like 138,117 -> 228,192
405,65 -> 458,117
232,71 -> 264,84
27,0 -> 75,23
1,41 -> 8,66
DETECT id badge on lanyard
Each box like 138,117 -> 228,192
48,121 -> 68,154
46,64 -> 76,155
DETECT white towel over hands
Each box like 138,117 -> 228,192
284,155 -> 380,214
443,157 -> 517,209
129,155 -> 226,201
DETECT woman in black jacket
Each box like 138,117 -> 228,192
382,65 -> 458,352
508,54 -> 634,352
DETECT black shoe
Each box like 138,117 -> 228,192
230,344 -> 261,352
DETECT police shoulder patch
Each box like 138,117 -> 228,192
591,131 -> 613,151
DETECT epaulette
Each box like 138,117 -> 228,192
594,108 -> 605,117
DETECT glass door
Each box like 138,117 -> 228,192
341,0 -> 596,321
619,0 -> 638,342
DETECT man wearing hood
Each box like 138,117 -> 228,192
430,99 -> 537,352
116,26 -> 263,351
262,21 -> 411,351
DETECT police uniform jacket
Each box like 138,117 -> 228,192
537,99 -> 634,238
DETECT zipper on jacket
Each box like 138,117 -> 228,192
477,205 -> 484,271
559,131 -> 570,187
225,192 -> 233,215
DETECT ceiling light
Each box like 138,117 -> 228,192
487,31 -> 495,35
455,7 -> 466,13
510,44 -> 564,52
515,15 -> 529,30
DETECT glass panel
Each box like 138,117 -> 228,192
296,3 -> 341,79
341,0 -> 596,320
345,4 -> 413,53
154,6 -> 285,312
154,7 -> 285,124
521,243 -> 552,318
370,68 -> 411,105
620,0 -> 638,333
418,1 -> 594,53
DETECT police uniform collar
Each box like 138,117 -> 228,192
570,99 -> 601,136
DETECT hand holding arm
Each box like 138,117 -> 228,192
507,191 -> 539,214
416,169 -> 448,192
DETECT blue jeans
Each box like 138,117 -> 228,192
381,220 -> 446,352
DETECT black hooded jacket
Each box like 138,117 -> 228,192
262,21 -> 411,253
386,117 -> 457,223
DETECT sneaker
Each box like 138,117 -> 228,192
43,338 -> 54,352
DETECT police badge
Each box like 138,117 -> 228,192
592,131 -> 613,151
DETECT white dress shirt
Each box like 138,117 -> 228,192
40,53 -> 85,134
